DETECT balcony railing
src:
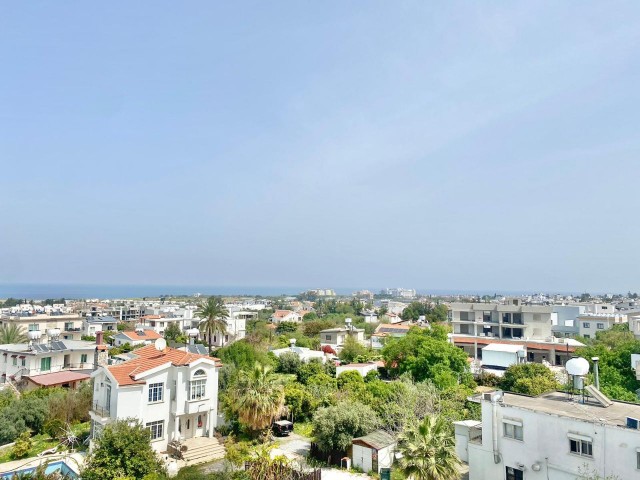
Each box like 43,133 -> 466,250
91,402 -> 110,417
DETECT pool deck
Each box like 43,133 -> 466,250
0,452 -> 84,477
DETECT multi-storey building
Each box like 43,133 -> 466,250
448,301 -> 583,365
577,313 -> 627,339
90,343 -> 222,453
455,389 -> 640,480
0,313 -> 85,341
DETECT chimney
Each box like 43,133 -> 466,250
96,331 -> 104,346
592,357 -> 600,390
289,338 -> 297,349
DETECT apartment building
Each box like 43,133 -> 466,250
90,343 -> 222,453
455,389 -> 640,480
577,313 -> 627,339
320,321 -> 365,351
0,313 -> 85,341
448,301 -> 584,365
83,316 -> 118,336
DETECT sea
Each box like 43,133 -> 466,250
0,283 -> 554,301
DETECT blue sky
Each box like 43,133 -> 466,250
2,2 -> 640,293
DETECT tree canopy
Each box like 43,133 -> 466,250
312,401 -> 380,452
499,363 -> 559,396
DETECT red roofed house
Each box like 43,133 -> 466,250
113,328 -> 162,347
90,343 -> 224,456
269,310 -> 302,324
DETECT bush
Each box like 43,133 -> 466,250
11,431 -> 32,459
276,352 -> 303,375
44,418 -> 65,440
312,401 -> 380,452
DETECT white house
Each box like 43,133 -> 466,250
208,309 -> 256,348
271,340 -> 326,363
352,430 -> 396,473
113,329 -> 162,347
336,362 -> 379,378
83,316 -> 118,337
0,338 -> 99,391
455,389 -> 640,480
90,343 -> 222,453
319,326 -> 365,351
270,310 -> 302,324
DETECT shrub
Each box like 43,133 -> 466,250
11,431 -> 32,459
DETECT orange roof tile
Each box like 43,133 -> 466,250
273,310 -> 294,318
106,345 -> 221,386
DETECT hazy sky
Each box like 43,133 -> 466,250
2,2 -> 640,293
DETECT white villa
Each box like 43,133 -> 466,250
90,343 -> 222,454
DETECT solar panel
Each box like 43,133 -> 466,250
52,341 -> 67,351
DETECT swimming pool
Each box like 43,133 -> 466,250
0,460 -> 78,479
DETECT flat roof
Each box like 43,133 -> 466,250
482,343 -> 524,353
481,391 -> 640,428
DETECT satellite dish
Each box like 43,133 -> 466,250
566,357 -> 590,376
155,338 -> 167,352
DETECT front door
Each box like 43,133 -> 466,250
63,354 -> 70,368
195,413 -> 206,437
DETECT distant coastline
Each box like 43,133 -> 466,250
0,283 -> 583,300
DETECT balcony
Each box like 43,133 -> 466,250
91,402 -> 111,419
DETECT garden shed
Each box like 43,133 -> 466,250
352,430 -> 396,473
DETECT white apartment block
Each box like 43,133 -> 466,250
319,327 -> 365,351
448,301 -> 553,340
90,343 -> 221,452
455,390 -> 640,480
0,313 -> 85,341
577,313 -> 627,339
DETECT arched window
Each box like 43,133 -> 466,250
190,369 -> 207,400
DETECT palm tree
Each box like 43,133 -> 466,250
195,296 -> 229,353
397,415 -> 461,480
0,324 -> 28,344
228,364 -> 285,433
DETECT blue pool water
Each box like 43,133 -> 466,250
1,460 -> 78,479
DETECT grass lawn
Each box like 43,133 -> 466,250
293,421 -> 313,438
0,422 -> 90,463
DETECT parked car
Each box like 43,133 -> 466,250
272,420 -> 294,437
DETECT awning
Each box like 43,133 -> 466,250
26,371 -> 90,387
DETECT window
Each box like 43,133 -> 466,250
584,334 -> 590,339
28,324 -> 39,332
597,323 -> 605,330
325,335 -> 331,341
569,436 -> 593,457
148,383 -> 164,403
503,421 -> 523,441
64,322 -> 73,331
583,322 -> 591,328
40,357 -> 51,371
506,467 -> 524,480
637,450 -> 640,470
193,369 -> 206,376
12,356 -> 17,366
20,357 -> 26,367
146,420 -> 164,440
190,379 -> 206,400
81,354 -> 88,363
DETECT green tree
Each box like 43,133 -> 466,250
396,415 -> 461,480
163,322 -> 183,342
338,335 -> 370,363
275,322 -> 298,334
499,363 -> 559,395
382,327 -> 471,385
275,352 -> 302,375
196,296 -> 230,352
312,401 -> 380,452
227,364 -> 285,433
11,431 -> 32,459
284,383 -> 316,422
81,419 -> 165,480
0,324 -> 28,344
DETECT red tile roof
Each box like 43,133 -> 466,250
120,330 -> 162,341
273,310 -> 294,318
106,345 -> 220,386
27,371 -> 91,387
